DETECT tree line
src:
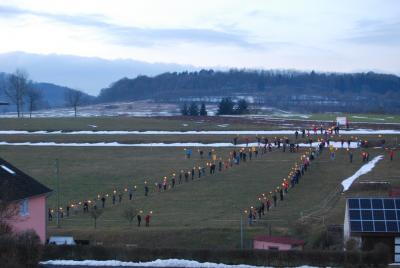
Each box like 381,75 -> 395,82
96,69 -> 400,113
180,99 -> 249,116
97,69 -> 400,101
217,98 -> 248,115
181,102 -> 208,116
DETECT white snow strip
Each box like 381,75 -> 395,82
0,129 -> 399,135
40,259 -> 317,268
341,155 -> 384,192
0,141 -> 359,148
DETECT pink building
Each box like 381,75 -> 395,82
1,157 -> 52,243
253,235 -> 305,251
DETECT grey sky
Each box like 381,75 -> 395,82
0,0 -> 399,74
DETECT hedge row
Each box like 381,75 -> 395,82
42,245 -> 389,267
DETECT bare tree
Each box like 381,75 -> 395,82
25,88 -> 42,118
65,90 -> 84,117
122,206 -> 137,227
0,182 -> 18,234
90,209 -> 103,229
5,69 -> 29,118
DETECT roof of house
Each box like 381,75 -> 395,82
389,188 -> 400,197
253,235 -> 305,246
0,157 -> 52,201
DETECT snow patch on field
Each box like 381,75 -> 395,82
40,259 -> 317,268
341,155 -> 384,192
0,141 -> 359,148
0,129 -> 399,135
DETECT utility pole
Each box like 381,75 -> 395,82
240,212 -> 244,250
55,159 -> 60,228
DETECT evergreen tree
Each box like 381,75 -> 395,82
188,102 -> 199,116
181,103 -> 188,116
235,99 -> 249,114
199,103 -> 207,116
217,98 -> 234,115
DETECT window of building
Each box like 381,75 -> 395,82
19,199 -> 29,216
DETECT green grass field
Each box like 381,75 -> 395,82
0,116 -> 399,249
271,113 -> 400,124
0,114 -> 399,133
0,117 -> 278,131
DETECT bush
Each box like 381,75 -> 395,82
370,243 -> 391,265
0,234 -> 18,268
16,230 -> 43,267
0,230 -> 42,268
345,238 -> 359,251
0,221 -> 13,235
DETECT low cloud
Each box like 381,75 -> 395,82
0,5 -> 260,48
343,19 -> 400,45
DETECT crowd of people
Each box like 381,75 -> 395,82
48,122 -> 397,227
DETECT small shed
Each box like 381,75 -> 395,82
344,197 -> 400,263
253,235 -> 305,250
0,157 -> 52,243
336,116 -> 347,126
389,188 -> 400,197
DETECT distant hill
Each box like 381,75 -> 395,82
97,69 -> 400,113
0,51 -> 198,95
0,72 -> 93,112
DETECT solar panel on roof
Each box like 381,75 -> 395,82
350,221 -> 362,231
349,199 -> 360,209
348,198 -> 400,233
372,199 -> 383,209
387,221 -> 398,232
375,221 -> 386,232
360,199 -> 372,209
350,210 -> 361,220
384,199 -> 395,209
373,210 -> 384,220
385,210 -> 396,220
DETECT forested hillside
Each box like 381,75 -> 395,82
97,70 -> 400,113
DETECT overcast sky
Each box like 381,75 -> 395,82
0,0 -> 399,74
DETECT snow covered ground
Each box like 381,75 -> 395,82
341,155 -> 384,192
0,129 -> 399,135
0,141 -> 360,148
40,259 -> 317,268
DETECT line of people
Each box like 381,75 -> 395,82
246,141 -> 325,226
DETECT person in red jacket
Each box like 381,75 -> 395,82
389,149 -> 395,161
145,214 -> 151,227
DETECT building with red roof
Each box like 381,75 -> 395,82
253,235 -> 305,251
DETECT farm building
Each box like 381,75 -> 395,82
344,197 -> 400,263
0,157 -> 52,243
253,235 -> 305,250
